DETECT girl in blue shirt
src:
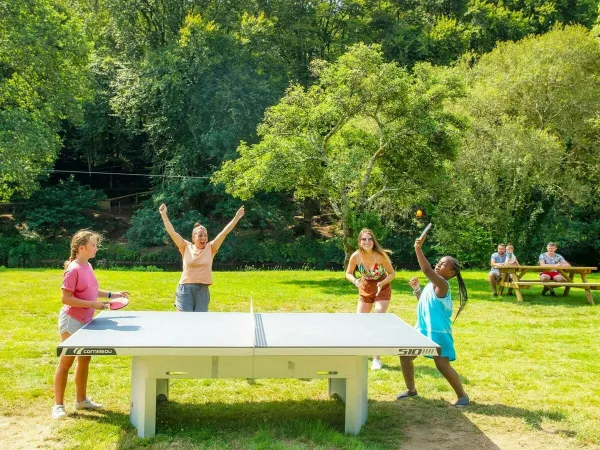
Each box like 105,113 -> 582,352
396,232 -> 470,407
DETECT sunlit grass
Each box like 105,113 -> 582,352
0,268 -> 598,448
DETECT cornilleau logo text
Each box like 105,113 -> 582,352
65,348 -> 117,356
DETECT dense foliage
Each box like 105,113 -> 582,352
2,1 -> 600,268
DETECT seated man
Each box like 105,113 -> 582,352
539,242 -> 570,296
488,243 -> 507,297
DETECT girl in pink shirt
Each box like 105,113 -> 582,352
52,230 -> 129,419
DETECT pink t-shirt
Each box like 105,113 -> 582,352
61,260 -> 99,323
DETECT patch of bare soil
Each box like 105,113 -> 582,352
401,421 -> 594,450
0,416 -> 60,450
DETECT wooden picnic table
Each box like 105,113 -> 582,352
493,265 -> 598,304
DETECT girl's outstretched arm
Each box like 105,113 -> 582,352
211,206 -> 245,254
159,204 -> 186,253
415,236 -> 448,297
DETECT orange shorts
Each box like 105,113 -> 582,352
359,278 -> 391,303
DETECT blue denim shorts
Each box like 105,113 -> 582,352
175,283 -> 210,312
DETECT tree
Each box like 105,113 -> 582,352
0,0 -> 91,201
435,25 -> 600,264
13,177 -> 105,239
214,44 -> 466,263
113,12 -> 290,240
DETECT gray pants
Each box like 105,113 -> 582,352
175,283 -> 210,312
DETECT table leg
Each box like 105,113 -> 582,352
156,379 -> 169,402
130,357 -> 157,438
498,272 -> 507,296
515,288 -> 523,302
580,274 -> 595,305
558,269 -> 573,296
344,356 -> 368,434
328,378 -> 346,402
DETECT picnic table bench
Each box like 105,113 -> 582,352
494,265 -> 599,304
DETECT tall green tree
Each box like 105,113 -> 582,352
435,25 -> 600,264
113,12 -> 289,239
214,44 -> 466,262
0,0 -> 92,201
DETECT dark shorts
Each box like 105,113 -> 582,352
175,283 -> 210,312
359,278 -> 391,303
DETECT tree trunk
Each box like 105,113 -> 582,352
340,193 -> 354,268
302,198 -> 314,239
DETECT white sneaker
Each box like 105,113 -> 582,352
52,404 -> 67,419
75,398 -> 103,410
371,358 -> 383,370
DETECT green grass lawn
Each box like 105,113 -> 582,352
0,268 -> 599,449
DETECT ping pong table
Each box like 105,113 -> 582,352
57,310 -> 440,438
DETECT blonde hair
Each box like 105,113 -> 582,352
357,228 -> 392,259
64,230 -> 102,269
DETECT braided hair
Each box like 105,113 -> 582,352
64,230 -> 102,269
448,256 -> 468,322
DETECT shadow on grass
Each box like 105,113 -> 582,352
279,277 -> 359,296
72,394 -> 569,449
465,283 -> 597,307
467,402 -> 570,433
382,363 -> 472,386
495,290 -> 597,307
279,276 -> 597,307
279,277 -> 412,297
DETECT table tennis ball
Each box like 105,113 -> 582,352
416,210 -> 423,218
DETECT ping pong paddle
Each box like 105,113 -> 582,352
109,298 -> 129,310
419,223 -> 433,240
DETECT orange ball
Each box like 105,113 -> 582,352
416,209 -> 423,218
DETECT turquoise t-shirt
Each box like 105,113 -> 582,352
415,281 -> 456,361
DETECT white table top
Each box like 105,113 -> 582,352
57,311 -> 440,357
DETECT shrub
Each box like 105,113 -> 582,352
13,177 -> 105,239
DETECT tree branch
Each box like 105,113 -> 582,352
358,114 -> 385,204
366,188 -> 402,205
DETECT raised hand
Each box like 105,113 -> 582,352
414,237 -> 425,250
408,277 -> 420,291
159,204 -> 167,215
235,206 -> 245,219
